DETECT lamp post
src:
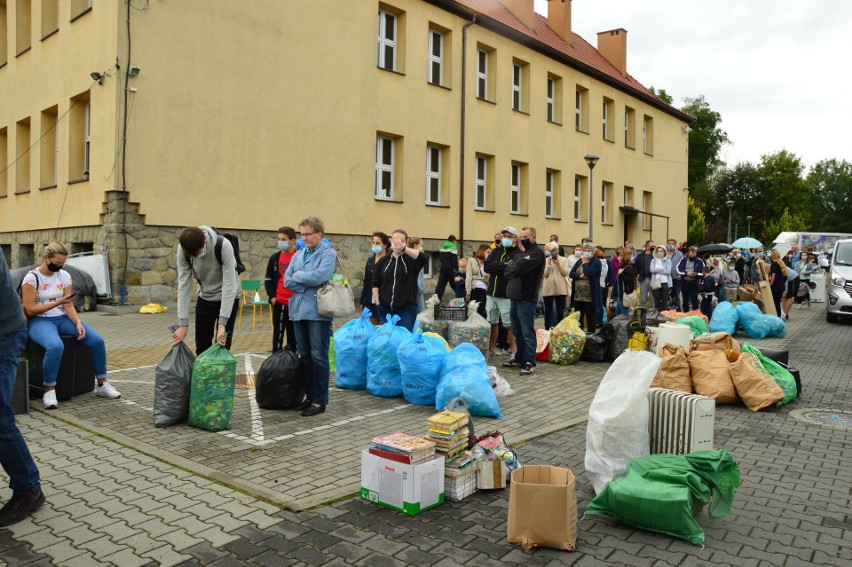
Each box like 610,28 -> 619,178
746,215 -> 753,237
584,154 -> 600,243
726,200 -> 734,243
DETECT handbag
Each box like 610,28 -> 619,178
651,274 -> 662,290
622,289 -> 639,308
316,257 -> 355,318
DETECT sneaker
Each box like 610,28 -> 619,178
96,382 -> 121,399
0,490 -> 46,527
43,390 -> 58,410
520,363 -> 536,375
502,358 -> 520,368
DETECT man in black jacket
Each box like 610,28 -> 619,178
484,227 -> 521,358
633,240 -> 655,309
504,226 -> 545,375
433,235 -> 458,301
372,229 -> 428,332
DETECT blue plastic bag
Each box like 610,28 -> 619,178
763,315 -> 786,338
709,301 -> 738,335
333,307 -> 375,390
398,329 -> 448,406
736,302 -> 769,339
367,314 -> 411,397
435,365 -> 502,418
439,343 -> 488,376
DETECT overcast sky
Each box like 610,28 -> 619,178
534,0 -> 852,170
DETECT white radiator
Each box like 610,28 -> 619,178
648,388 -> 715,454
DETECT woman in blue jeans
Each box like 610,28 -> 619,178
21,243 -> 120,410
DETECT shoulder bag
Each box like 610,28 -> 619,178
317,257 -> 355,318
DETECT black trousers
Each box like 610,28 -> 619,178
575,300 -> 596,333
434,269 -> 452,300
195,297 -> 239,356
272,301 -> 297,352
470,288 -> 488,319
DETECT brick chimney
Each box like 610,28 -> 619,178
502,0 -> 535,31
547,0 -> 572,44
597,28 -> 628,77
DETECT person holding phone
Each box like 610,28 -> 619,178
20,243 -> 120,410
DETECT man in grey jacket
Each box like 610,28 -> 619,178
667,239 -> 684,311
172,226 -> 240,355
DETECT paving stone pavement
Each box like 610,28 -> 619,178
1,304 -> 850,566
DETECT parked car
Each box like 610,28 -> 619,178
826,238 -> 852,323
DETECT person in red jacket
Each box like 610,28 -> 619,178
264,226 -> 298,352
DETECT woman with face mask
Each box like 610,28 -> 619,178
568,243 -> 601,333
265,226 -> 299,352
541,242 -> 569,330
649,245 -> 672,311
466,245 -> 491,320
793,251 -> 814,307
566,244 -> 583,271
20,243 -> 120,410
750,248 -> 766,283
360,231 -> 390,325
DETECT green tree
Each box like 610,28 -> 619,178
649,86 -> 674,104
682,96 -> 730,192
686,197 -> 707,245
763,208 -> 808,242
805,159 -> 852,231
758,150 -> 808,220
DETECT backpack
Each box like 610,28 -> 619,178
16,270 -> 40,321
213,230 -> 246,275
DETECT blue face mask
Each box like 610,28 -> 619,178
583,251 -> 593,258
277,241 -> 290,252
501,238 -> 514,248
371,245 -> 383,255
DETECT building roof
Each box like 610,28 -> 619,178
436,0 -> 694,123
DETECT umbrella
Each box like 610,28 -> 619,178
731,237 -> 763,249
696,243 -> 733,255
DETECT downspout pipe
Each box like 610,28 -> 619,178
459,14 -> 477,255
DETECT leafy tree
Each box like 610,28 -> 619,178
757,150 -> 808,221
686,197 -> 707,245
763,208 -> 808,242
805,159 -> 852,232
649,86 -> 674,104
682,96 -> 730,191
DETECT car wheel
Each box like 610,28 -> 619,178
826,311 -> 838,323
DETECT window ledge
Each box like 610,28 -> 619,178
428,81 -> 451,91
41,29 -> 59,42
474,208 -> 495,213
15,189 -> 31,195
476,97 -> 496,105
375,197 -> 402,203
547,120 -> 562,126
604,137 -> 615,144
575,128 -> 589,135
426,203 -> 450,208
573,220 -> 588,224
602,223 -> 614,227
70,8 -> 93,24
644,152 -> 654,157
510,212 -> 529,217
377,66 -> 406,77
16,46 -> 32,58
0,62 -> 6,70
512,109 -> 530,116
625,144 -> 635,150
38,184 -> 58,191
546,216 -> 562,221
68,176 -> 90,185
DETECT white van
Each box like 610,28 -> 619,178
826,238 -> 852,323
769,232 -> 852,261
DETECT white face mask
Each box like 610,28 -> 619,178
574,249 -> 582,256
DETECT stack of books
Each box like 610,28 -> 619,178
444,451 -> 477,501
426,410 -> 470,460
369,432 -> 436,465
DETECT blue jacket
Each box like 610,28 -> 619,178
569,258 -> 602,309
285,241 -> 337,322
677,256 -> 705,280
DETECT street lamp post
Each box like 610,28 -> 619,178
584,154 -> 600,243
747,215 -> 753,237
726,200 -> 735,243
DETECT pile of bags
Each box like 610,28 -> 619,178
447,300 -> 490,353
709,301 -> 786,339
416,295 -> 449,338
435,344 -> 503,418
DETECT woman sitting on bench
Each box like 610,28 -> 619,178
21,243 -> 120,409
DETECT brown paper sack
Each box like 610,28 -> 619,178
730,352 -> 784,411
650,344 -> 693,392
688,349 -> 739,404
690,332 -> 742,354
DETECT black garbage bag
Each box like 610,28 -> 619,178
256,348 -> 304,410
153,342 -> 195,427
582,326 -> 613,362
605,315 -> 630,361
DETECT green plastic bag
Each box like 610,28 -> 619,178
188,344 -> 237,432
741,343 -> 796,405
586,450 -> 740,546
674,315 -> 709,338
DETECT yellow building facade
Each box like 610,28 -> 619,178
0,0 -> 691,304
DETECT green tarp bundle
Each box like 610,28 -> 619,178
585,450 -> 740,546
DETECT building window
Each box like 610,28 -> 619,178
427,28 -> 443,85
476,49 -> 488,99
15,118 -> 31,194
625,106 -> 636,148
16,0 -> 32,55
377,9 -> 397,71
70,0 -> 92,20
643,115 -> 654,155
603,98 -> 613,141
0,1 -> 7,65
624,185 -> 634,207
422,253 -> 435,278
642,191 -> 652,229
41,0 -> 59,38
68,94 -> 90,182
510,163 -> 521,214
425,144 -> 442,205
40,105 -> 58,188
512,63 -> 522,111
545,170 -> 560,219
474,154 -> 488,210
574,175 -> 587,222
601,181 -> 613,224
546,74 -> 562,123
575,86 -> 588,131
0,128 -> 8,197
375,135 -> 395,200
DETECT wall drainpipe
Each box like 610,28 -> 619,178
459,14 -> 477,255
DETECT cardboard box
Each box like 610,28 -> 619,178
360,450 -> 444,516
507,465 -> 577,551
477,460 -> 507,489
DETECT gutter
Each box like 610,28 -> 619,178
459,14 -> 477,255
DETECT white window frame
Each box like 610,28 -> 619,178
475,155 -> 487,210
377,10 -> 397,71
643,116 -> 651,154
476,49 -> 488,99
575,89 -> 583,130
545,171 -> 554,218
574,177 -> 582,221
425,144 -> 441,205
375,136 -> 394,200
602,99 -> 610,140
625,108 -> 631,146
510,163 -> 521,214
52,119 -> 58,185
546,77 -> 555,122
422,253 -> 435,278
83,101 -> 91,176
601,181 -> 608,224
428,29 -> 443,85
512,63 -> 522,111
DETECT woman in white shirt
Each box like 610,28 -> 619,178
649,245 -> 672,311
465,245 -> 490,319
21,243 -> 120,409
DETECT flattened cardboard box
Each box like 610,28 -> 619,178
360,450 -> 445,516
507,465 -> 577,551
477,460 -> 507,489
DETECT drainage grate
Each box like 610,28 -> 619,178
235,373 -> 256,389
789,408 -> 852,430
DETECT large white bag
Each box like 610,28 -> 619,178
585,350 -> 662,495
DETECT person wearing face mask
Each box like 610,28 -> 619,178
783,249 -> 795,269
633,240 -> 656,309
549,234 -> 566,258
649,246 -> 672,310
465,245 -> 491,319
490,232 -> 502,251
360,232 -> 390,325
594,247 -> 611,325
484,228 -> 521,359
408,237 -> 427,313
21,243 -> 120,410
541,242 -> 569,330
566,244 -> 583,271
264,226 -> 299,352
676,246 -> 705,311
666,240 -> 684,311
731,248 -> 746,284
750,248 -> 767,283
793,251 -> 813,307
722,259 -> 741,303
372,229 -> 428,332
504,227 -> 546,375
569,242 -> 602,334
